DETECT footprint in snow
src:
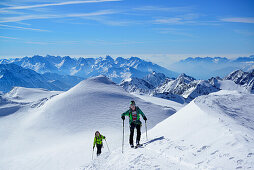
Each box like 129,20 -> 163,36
197,145 -> 209,152
237,159 -> 243,165
247,153 -> 253,157
210,150 -> 218,155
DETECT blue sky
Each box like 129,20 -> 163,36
0,0 -> 254,66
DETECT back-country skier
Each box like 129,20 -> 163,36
121,100 -> 147,148
93,131 -> 106,156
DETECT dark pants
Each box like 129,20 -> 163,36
129,122 -> 141,145
96,144 -> 102,156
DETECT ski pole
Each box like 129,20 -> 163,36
92,147 -> 94,160
122,119 -> 124,153
105,139 -> 110,153
145,120 -> 148,141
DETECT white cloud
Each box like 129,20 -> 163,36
0,24 -> 49,31
1,0 -> 121,10
221,17 -> 254,24
83,15 -> 137,26
154,17 -> 183,24
0,10 -> 117,23
153,13 -> 199,25
0,35 -> 19,39
133,6 -> 192,12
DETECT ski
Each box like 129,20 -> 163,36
134,144 -> 143,149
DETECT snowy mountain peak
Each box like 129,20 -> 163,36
208,77 -> 222,88
105,55 -> 114,62
143,71 -> 166,87
225,69 -> 254,93
226,69 -> 245,80
84,75 -> 115,85
177,73 -> 195,83
120,77 -> 155,94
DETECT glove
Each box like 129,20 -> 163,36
93,146 -> 95,150
144,116 -> 147,121
121,115 -> 125,120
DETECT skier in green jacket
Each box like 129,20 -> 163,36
121,100 -> 147,148
93,131 -> 106,156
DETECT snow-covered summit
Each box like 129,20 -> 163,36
225,69 -> 254,93
155,73 -> 219,102
0,75 -> 177,170
143,71 -> 167,87
120,77 -> 155,94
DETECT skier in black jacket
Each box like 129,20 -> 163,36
121,100 -> 147,148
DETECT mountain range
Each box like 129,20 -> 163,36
120,70 -> 254,103
0,64 -> 83,93
1,55 -> 254,104
0,55 -> 178,83
169,55 -> 254,79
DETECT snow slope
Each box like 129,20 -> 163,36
0,87 -> 61,117
0,76 -> 178,170
84,90 -> 254,170
4,87 -> 61,103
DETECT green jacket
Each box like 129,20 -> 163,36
121,106 -> 146,125
93,135 -> 105,147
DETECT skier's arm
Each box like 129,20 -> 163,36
138,107 -> 147,120
101,135 -> 106,139
93,137 -> 96,148
121,110 -> 130,117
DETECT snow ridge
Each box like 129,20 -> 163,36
84,90 -> 254,170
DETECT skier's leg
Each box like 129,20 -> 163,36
97,144 -> 102,156
136,124 -> 141,145
129,123 -> 135,146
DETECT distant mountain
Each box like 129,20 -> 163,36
0,55 -> 178,83
179,57 -> 230,64
152,91 -> 185,104
170,55 -> 254,79
120,72 -> 220,103
0,64 -> 84,93
120,77 -> 155,94
143,71 -> 167,87
121,68 -> 254,103
154,73 -> 219,102
233,55 -> 254,62
224,69 -> 254,93
120,72 -> 168,94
